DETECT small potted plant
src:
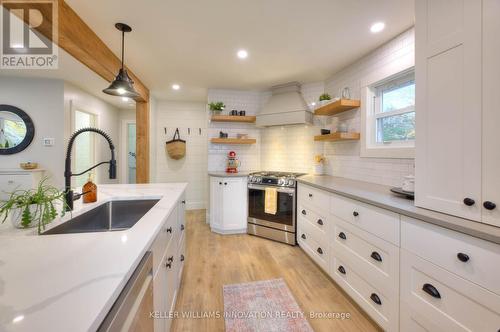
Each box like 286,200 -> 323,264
318,93 -> 332,106
208,102 -> 226,114
313,154 -> 326,175
0,177 -> 68,234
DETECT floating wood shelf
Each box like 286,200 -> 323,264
210,138 -> 257,145
314,132 -> 360,142
211,115 -> 256,123
314,99 -> 361,116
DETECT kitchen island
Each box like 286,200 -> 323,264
0,183 -> 187,332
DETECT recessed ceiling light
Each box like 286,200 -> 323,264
172,84 -> 180,90
311,102 -> 316,106
12,315 -> 24,323
237,49 -> 248,59
370,22 -> 385,33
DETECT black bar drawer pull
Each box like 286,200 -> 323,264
338,266 -> 346,274
180,254 -> 185,262
302,209 -> 307,215
317,247 -> 323,255
353,211 -> 359,217
317,219 -> 324,226
166,227 -> 172,233
457,252 -> 469,262
338,232 -> 347,240
370,293 -> 382,305
181,224 -> 185,231
422,283 -> 441,299
301,233 -> 306,240
309,193 -> 313,197
371,251 -> 382,262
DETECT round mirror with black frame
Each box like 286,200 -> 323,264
0,105 -> 35,155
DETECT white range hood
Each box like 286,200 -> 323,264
256,82 -> 312,127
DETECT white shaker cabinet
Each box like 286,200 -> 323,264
209,176 -> 247,234
481,0 -> 500,227
415,0 -> 482,221
0,169 -> 45,201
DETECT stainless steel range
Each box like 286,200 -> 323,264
247,171 -> 304,245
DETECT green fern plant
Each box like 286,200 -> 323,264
319,93 -> 331,101
0,177 -> 68,234
208,101 -> 225,112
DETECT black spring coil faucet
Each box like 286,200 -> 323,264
64,127 -> 116,211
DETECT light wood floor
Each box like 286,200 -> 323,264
171,210 -> 380,332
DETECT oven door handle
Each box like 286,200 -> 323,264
247,184 -> 295,194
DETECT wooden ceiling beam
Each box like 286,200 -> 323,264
2,0 -> 149,102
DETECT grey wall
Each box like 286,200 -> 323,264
0,77 -> 65,186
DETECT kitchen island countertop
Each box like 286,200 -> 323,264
0,183 -> 187,332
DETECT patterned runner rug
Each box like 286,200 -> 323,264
223,278 -> 314,332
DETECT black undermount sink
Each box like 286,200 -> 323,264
43,199 -> 159,235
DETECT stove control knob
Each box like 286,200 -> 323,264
255,177 -> 261,183
287,179 -> 295,186
278,178 -> 285,186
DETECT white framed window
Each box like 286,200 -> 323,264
361,66 -> 415,158
374,72 -> 415,144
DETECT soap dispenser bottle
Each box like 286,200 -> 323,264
82,173 -> 97,203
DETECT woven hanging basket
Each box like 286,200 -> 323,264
165,128 -> 186,160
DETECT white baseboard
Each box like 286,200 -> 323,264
210,227 -> 247,235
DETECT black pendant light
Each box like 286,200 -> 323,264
103,23 -> 140,99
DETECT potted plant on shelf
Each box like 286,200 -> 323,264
318,93 -> 332,106
312,154 -> 326,175
0,177 -> 68,234
208,102 -> 226,115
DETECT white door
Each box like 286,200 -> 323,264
221,178 -> 247,231
482,0 -> 500,227
415,0 -> 482,220
209,177 -> 223,230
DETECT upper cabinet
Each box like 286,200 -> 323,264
481,0 -> 500,226
415,0 -> 500,226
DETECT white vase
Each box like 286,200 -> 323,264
312,164 -> 324,175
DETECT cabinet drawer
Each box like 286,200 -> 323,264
330,255 -> 398,331
298,183 -> 330,212
330,193 -> 400,245
0,174 -> 32,200
332,217 -> 399,297
297,204 -> 329,240
400,249 -> 500,332
150,207 -> 178,277
297,223 -> 329,271
401,216 -> 500,295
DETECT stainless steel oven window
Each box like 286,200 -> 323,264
247,185 -> 295,228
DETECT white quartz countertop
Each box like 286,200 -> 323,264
0,183 -> 187,332
298,175 -> 500,245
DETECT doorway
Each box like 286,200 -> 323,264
121,120 -> 136,184
72,109 -> 97,187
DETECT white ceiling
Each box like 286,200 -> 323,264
0,48 -> 136,109
65,0 -> 415,102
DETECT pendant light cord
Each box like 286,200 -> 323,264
121,30 -> 125,70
